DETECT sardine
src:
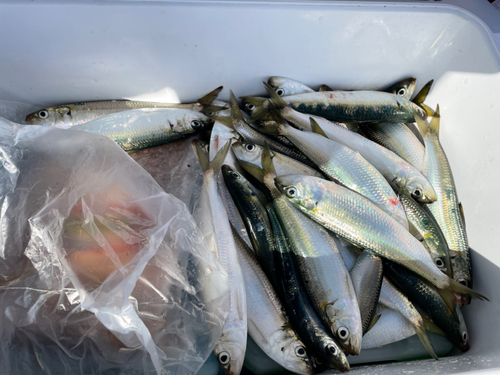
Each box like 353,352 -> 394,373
240,149 -> 362,356
231,142 -> 323,178
233,228 -> 312,375
25,86 -> 223,128
71,108 -> 213,151
269,206 -> 350,371
194,141 -> 247,375
415,109 -> 472,305
274,174 -> 487,303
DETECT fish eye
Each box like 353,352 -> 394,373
397,88 -> 406,96
245,144 -> 256,152
295,346 -> 306,357
462,332 -> 468,342
286,187 -> 297,198
337,327 -> 350,340
191,120 -> 202,128
327,344 -> 337,355
231,172 -> 240,179
246,103 -> 256,111
458,279 -> 468,287
218,351 -> 230,365
38,110 -> 49,119
412,188 -> 422,199
435,258 -> 445,268
276,88 -> 285,96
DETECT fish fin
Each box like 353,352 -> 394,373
201,105 -> 228,114
237,159 -> 265,182
436,287 -> 460,316
448,278 -> 489,301
211,141 -> 232,173
412,80 -> 434,105
262,143 -> 277,176
251,115 -> 283,136
229,90 -> 244,121
414,113 -> 430,136
318,84 -> 332,92
415,323 -> 439,360
364,314 -> 381,334
459,202 -> 466,228
197,86 -> 223,105
263,81 -> 287,109
419,103 -> 439,118
422,316 -> 446,337
310,118 -> 328,138
428,104 -> 440,136
193,139 -> 210,172
208,115 -> 234,129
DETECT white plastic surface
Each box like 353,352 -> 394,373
0,1 -> 499,374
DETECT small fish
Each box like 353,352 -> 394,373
25,86 -> 223,128
268,77 -> 315,96
240,148 -> 363,356
274,174 -> 487,303
269,206 -> 350,372
261,86 -> 437,203
384,260 -> 470,352
70,108 -> 213,151
233,228 -> 313,375
231,142 -> 323,178
350,251 -> 383,335
194,141 -> 248,375
415,108 -> 472,305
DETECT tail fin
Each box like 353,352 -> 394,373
318,84 -> 332,92
197,86 -> 223,105
261,144 -> 277,177
412,80 -> 436,117
207,115 -> 234,129
194,137 -> 231,173
448,278 -> 489,301
229,90 -> 244,121
263,81 -> 288,109
414,322 -> 439,360
415,104 -> 440,137
238,159 -> 265,182
252,116 -> 284,136
310,118 -> 328,138
201,105 -> 228,115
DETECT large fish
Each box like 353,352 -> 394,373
239,148 -> 362,356
25,86 -> 223,128
274,175 -> 487,304
233,228 -> 313,375
194,141 -> 247,375
415,108 -> 472,305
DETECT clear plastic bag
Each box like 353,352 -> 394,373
0,119 -> 229,375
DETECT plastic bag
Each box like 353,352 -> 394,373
0,119 -> 229,375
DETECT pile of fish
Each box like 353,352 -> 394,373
26,76 -> 488,374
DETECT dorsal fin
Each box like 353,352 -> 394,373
310,118 -> 328,138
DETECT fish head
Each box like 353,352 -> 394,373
394,166 -> 437,203
268,77 -> 314,97
231,142 -> 263,165
213,335 -> 246,375
240,96 -> 270,119
274,175 -> 326,211
318,336 -> 350,371
385,77 -> 417,100
221,165 -> 253,194
177,112 -> 214,134
271,325 -> 313,375
451,256 -> 472,306
325,299 -> 363,356
25,106 -> 71,127
453,305 -> 470,352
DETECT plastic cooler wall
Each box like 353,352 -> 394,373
0,1 -> 499,374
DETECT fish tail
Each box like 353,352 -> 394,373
211,140 -> 232,173
193,139 -> 210,172
229,90 -> 244,120
412,80 -> 434,106
252,116 -> 283,136
237,159 -> 265,182
194,137 -> 231,173
261,143 -> 277,176
208,115 -> 234,129
201,105 -> 228,114
263,81 -> 288,109
448,278 -> 489,302
428,104 -> 440,135
414,105 -> 440,137
309,118 -> 328,138
197,86 -> 223,105
318,84 -> 332,92
414,322 -> 439,360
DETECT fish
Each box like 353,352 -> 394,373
259,115 -> 409,229
350,251 -> 384,335
362,306 -> 417,349
231,142 -> 323,178
268,77 -> 315,96
261,85 -> 437,203
359,122 -> 426,172
244,81 -> 434,124
70,108 -> 213,151
211,91 -> 313,167
268,206 -> 350,371
415,108 -> 472,305
392,182 -> 453,277
384,260 -> 470,352
222,165 -> 279,290
233,228 -> 313,375
240,148 -> 363,356
25,86 -> 223,128
194,140 -> 248,375
382,77 -> 417,100
274,174 -> 487,304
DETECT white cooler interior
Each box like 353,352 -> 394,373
0,1 -> 499,374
